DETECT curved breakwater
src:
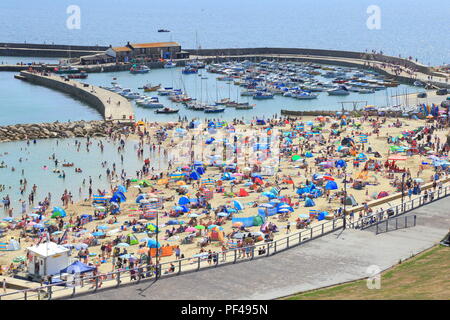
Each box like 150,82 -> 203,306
18,71 -> 134,122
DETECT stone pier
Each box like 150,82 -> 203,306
18,71 -> 134,122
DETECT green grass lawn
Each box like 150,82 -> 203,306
283,245 -> 450,300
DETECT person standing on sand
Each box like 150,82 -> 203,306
2,278 -> 6,293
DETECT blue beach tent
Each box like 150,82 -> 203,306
60,261 -> 95,274
304,197 -> 315,207
325,180 -> 338,190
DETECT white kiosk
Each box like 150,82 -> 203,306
27,242 -> 70,279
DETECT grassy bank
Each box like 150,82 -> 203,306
283,245 -> 450,300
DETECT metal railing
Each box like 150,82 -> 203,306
348,185 -> 448,230
0,216 -> 344,300
1,184 -> 449,300
375,215 -> 417,235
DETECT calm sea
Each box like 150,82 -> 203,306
0,0 -> 449,65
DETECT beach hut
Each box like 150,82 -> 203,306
27,242 -> 70,278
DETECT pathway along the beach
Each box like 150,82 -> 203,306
69,194 -> 450,300
18,71 -> 134,123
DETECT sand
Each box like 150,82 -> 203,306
1,115 -> 449,278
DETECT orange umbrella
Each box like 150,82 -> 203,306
232,222 -> 243,228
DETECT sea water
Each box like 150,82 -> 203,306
82,67 -> 423,122
0,0 -> 448,65
0,138 -> 169,216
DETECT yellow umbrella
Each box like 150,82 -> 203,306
157,179 -> 168,185
176,180 -> 186,185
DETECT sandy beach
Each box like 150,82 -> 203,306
1,112 -> 450,287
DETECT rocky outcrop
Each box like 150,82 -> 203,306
0,120 -> 132,142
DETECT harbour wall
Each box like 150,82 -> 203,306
18,71 -> 134,122
0,42 -> 433,73
20,71 -> 106,116
0,42 -> 107,58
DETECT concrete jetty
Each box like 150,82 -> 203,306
18,71 -> 134,122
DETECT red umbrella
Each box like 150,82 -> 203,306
323,176 -> 335,181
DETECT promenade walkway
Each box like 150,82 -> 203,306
19,71 -> 134,122
68,193 -> 450,300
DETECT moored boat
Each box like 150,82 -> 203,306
155,107 -> 179,113
130,65 -> 150,74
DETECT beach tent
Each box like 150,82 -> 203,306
117,185 -> 127,193
238,188 -> 249,197
344,195 -> 358,206
138,180 -> 152,187
135,194 -> 146,203
52,207 -> 67,218
209,230 -> 224,241
335,160 -> 346,168
377,191 -> 389,199
178,196 -> 190,205
356,153 -> 367,161
147,239 -> 161,248
318,211 -> 328,221
305,151 -> 313,158
252,215 -> 265,226
304,197 -> 315,207
325,180 -> 338,190
196,166 -> 206,175
111,191 -> 126,203
59,260 -> 95,275
233,200 -> 244,211
189,171 -> 201,180
126,234 -> 139,245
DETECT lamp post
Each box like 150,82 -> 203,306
401,172 -> 406,212
343,166 -> 347,229
155,209 -> 159,275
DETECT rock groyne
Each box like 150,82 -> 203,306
0,120 -> 131,143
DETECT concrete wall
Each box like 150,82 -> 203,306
0,43 -> 107,58
20,71 -> 106,118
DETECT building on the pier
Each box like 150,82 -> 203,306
79,53 -> 116,65
105,41 -> 189,62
